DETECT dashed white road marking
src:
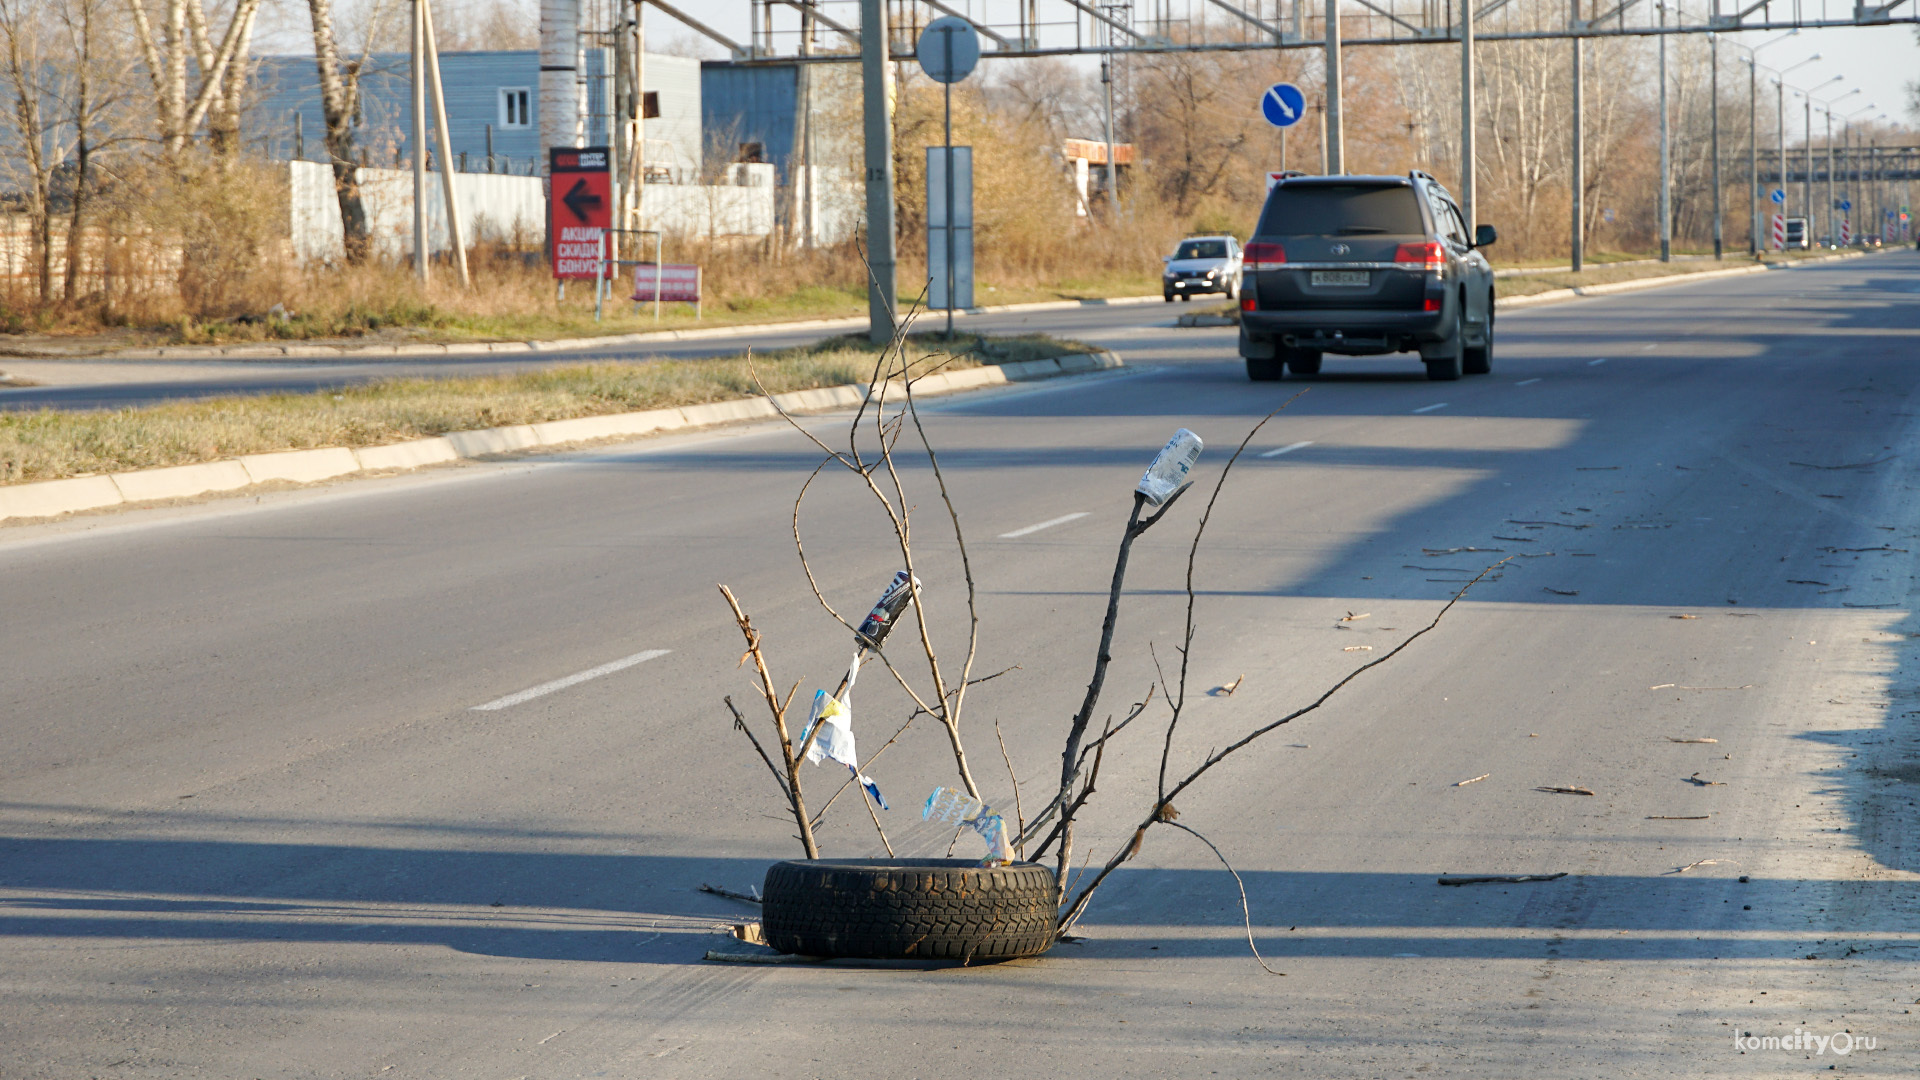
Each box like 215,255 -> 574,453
1412,403 -> 1449,414
999,512 -> 1090,538
1516,378 -> 1542,386
1259,440 -> 1315,458
472,649 -> 671,711
1588,358 -> 1609,366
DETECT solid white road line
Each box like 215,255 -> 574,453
1588,358 -> 1609,365
1259,440 -> 1315,458
999,512 -> 1090,539
1516,378 -> 1542,386
471,649 -> 671,711
1412,403 -> 1449,414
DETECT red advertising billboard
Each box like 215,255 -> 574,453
549,146 -> 611,279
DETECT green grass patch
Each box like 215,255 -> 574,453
0,332 -> 1091,485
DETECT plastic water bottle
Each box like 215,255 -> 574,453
1137,428 -> 1203,506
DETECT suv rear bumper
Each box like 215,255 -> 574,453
1241,307 -> 1450,355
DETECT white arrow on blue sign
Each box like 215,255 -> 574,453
1261,83 -> 1306,128
1770,189 -> 1785,205
1840,199 -> 1852,211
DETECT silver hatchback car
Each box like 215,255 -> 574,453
1162,235 -> 1242,302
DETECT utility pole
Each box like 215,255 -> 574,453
1710,33 -> 1721,259
1457,0 -> 1470,226
420,0 -> 468,287
1570,0 -> 1582,271
1747,57 -> 1757,254
1804,92 -> 1814,243
412,0 -> 428,283
858,0 -> 896,344
1657,2 -> 1670,261
1326,0 -> 1343,175
1102,57 -> 1119,214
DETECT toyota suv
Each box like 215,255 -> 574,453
1238,172 -> 1496,381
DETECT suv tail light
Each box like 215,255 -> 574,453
1244,242 -> 1286,272
1394,241 -> 1445,270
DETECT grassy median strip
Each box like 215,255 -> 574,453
0,332 -> 1088,485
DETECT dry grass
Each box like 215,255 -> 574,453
0,331 -> 1088,484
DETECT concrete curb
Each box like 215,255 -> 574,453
50,295 -> 1165,363
1496,248 -> 1877,311
0,351 -> 1125,524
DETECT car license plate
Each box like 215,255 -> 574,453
1311,271 -> 1369,287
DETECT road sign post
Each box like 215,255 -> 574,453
917,16 -> 980,339
1771,213 -> 1786,251
1261,83 -> 1305,185
549,147 -> 612,281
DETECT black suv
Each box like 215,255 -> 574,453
1238,171 -> 1496,381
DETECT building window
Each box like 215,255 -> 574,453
498,88 -> 530,128
736,142 -> 765,164
642,91 -> 660,119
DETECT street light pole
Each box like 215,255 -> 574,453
1458,0 -> 1471,226
1327,0 -> 1345,175
1731,33 -> 1796,256
1658,1 -> 1669,261
1571,0 -> 1584,270
1710,33 -> 1721,259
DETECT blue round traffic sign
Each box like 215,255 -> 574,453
1840,198 -> 1852,211
1261,83 -> 1306,128
1770,189 -> 1785,205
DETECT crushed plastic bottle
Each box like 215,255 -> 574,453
1137,428 -> 1203,506
854,570 -> 920,650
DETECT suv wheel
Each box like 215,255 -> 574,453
1285,349 -> 1322,376
1463,312 -> 1493,376
1223,281 -> 1236,300
1422,316 -> 1465,382
1247,355 -> 1284,381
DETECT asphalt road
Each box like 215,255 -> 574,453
4,252 -> 1919,1077
0,301 -> 1166,411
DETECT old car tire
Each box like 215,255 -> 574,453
761,859 -> 1057,961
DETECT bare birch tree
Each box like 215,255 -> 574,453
123,0 -> 263,163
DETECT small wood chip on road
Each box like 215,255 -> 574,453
1536,785 -> 1596,796
1454,773 -> 1491,787
1665,736 -> 1719,744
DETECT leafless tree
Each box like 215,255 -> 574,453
124,0 -> 264,164
302,0 -> 395,262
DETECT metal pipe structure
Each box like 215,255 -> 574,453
539,0 -> 580,165
858,0 -> 896,344
1328,0 -> 1345,175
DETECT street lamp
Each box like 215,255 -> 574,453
1729,32 -> 1797,254
1816,88 -> 1863,246
1773,55 -> 1819,237
1800,76 -> 1842,244
1841,103 -> 1878,243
